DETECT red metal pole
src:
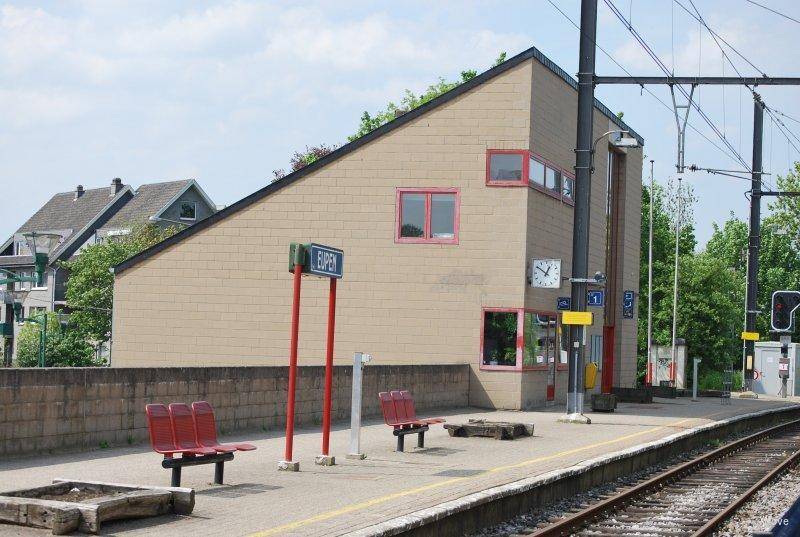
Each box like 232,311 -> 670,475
284,262 -> 303,463
321,277 -> 337,456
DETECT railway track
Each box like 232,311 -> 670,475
525,419 -> 800,537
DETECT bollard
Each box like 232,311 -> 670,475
692,358 -> 701,401
347,352 -> 371,459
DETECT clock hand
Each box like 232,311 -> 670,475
536,266 -> 548,275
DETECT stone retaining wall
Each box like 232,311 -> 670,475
0,364 -> 469,456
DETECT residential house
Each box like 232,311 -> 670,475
111,46 -> 643,410
0,178 -> 216,365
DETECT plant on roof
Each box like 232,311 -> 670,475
272,51 -> 507,181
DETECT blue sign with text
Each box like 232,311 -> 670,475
623,290 -> 635,318
308,243 -> 344,279
587,290 -> 605,307
557,297 -> 571,310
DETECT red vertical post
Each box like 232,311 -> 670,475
283,261 -> 303,465
321,277 -> 337,456
601,326 -> 614,393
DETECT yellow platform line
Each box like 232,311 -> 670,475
250,411 -> 726,536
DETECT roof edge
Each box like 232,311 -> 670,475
51,185 -> 134,262
115,43 -> 643,275
151,179 -> 217,220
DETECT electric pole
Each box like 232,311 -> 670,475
564,0 -> 597,423
647,160 -> 654,386
670,177 -> 683,386
743,96 -> 764,396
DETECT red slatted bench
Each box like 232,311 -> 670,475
378,390 -> 445,451
145,402 -> 256,486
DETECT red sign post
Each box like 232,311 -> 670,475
279,243 -> 343,471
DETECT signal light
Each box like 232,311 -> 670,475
772,291 -> 800,332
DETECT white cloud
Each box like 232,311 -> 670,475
0,88 -> 90,127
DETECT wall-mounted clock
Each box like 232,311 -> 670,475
531,258 -> 562,289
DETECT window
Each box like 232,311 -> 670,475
523,313 -> 557,368
179,201 -> 197,221
530,153 -> 575,205
530,157 -> 545,187
486,150 -> 528,186
396,188 -> 459,244
481,308 -> 558,370
562,174 -> 575,202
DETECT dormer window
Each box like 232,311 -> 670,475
179,202 -> 197,221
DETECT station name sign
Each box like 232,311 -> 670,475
289,242 -> 344,279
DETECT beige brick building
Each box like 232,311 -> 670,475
111,46 -> 643,410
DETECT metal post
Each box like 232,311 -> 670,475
744,97 -> 764,394
347,352 -> 367,460
317,277 -> 337,466
670,177 -> 682,386
278,259 -> 303,472
692,358 -> 701,401
39,314 -> 47,368
565,0 -> 598,424
646,160 -> 654,386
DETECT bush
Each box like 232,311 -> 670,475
15,312 -> 104,367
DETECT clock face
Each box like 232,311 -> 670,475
531,258 -> 562,289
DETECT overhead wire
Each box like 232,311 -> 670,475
543,0 -> 745,165
603,0 -> 752,170
744,0 -> 800,26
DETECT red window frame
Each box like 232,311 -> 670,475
479,307 -> 559,371
486,149 -> 529,187
395,187 -> 460,244
529,152 -> 575,206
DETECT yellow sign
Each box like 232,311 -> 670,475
562,311 -> 593,325
741,331 -> 760,341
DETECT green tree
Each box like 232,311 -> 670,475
61,224 -> 177,345
15,312 -> 99,367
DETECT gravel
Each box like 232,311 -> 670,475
713,465 -> 800,537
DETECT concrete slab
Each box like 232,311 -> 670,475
0,396 -> 797,537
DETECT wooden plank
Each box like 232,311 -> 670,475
0,497 -> 81,534
53,478 -> 195,515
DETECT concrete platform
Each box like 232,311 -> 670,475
0,396 -> 798,536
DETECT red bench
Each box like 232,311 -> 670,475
145,402 -> 257,486
378,390 -> 445,451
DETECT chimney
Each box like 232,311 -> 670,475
74,185 -> 84,200
110,177 -> 123,196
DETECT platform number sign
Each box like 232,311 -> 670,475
622,290 -> 635,319
587,290 -> 605,307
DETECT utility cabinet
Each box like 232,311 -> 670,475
753,341 -> 800,397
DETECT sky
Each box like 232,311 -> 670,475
2,0 -> 800,247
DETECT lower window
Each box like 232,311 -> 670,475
481,308 -> 558,370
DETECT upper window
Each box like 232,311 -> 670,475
486,150 -> 528,186
396,188 -> 459,244
481,308 -> 558,370
179,201 -> 197,221
530,154 -> 574,205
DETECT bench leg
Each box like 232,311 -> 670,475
171,467 -> 181,487
396,434 -> 404,452
215,461 -> 224,484
417,431 -> 425,449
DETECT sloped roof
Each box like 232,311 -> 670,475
4,185 -> 132,259
115,43 -> 644,275
100,180 -> 192,231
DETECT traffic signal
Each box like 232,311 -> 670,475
771,291 -> 800,332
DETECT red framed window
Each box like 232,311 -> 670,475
480,307 -> 559,371
529,152 -> 575,205
395,188 -> 460,244
486,150 -> 529,186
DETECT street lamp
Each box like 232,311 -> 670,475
24,232 -> 63,288
0,232 -> 62,367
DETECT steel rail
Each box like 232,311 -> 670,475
530,418 -> 800,537
693,440 -> 800,536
